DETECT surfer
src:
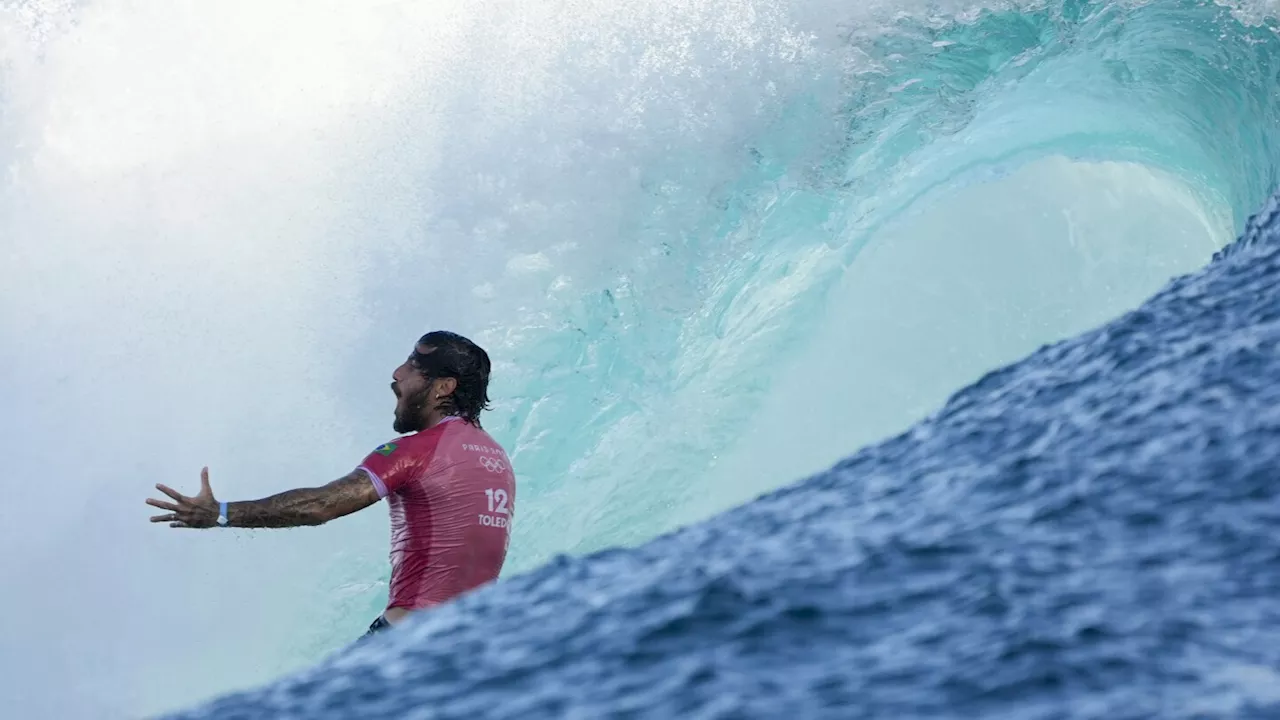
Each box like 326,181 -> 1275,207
145,331 -> 516,637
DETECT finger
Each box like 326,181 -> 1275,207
146,498 -> 181,512
155,483 -> 188,503
169,521 -> 191,529
150,513 -> 177,523
199,466 -> 212,498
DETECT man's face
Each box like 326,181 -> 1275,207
390,344 -> 434,434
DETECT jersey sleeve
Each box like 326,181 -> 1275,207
356,437 -> 436,498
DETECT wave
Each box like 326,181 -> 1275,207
1,0 -> 1277,717
167,188 -> 1280,719
494,0 -> 1280,569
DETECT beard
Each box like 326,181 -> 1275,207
393,386 -> 432,434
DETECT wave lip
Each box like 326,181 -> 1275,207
163,188 -> 1280,719
494,0 -> 1280,571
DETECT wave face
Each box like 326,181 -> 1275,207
169,193 -> 1280,718
1,0 -> 1278,717
489,0 -> 1280,567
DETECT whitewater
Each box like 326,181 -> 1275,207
1,0 -> 1278,718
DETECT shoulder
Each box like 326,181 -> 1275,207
358,430 -> 442,475
441,422 -> 509,457
363,419 -> 481,466
358,429 -> 450,495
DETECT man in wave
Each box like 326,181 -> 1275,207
145,331 -> 517,637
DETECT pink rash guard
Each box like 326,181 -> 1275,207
356,416 -> 516,611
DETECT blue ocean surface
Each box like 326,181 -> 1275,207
164,193 -> 1280,719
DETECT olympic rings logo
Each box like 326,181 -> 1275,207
480,456 -> 507,473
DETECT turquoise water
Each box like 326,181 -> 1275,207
0,0 -> 1277,717
483,0 -> 1279,568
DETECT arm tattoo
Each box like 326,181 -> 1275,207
227,470 -> 380,528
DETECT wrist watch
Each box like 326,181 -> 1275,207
217,501 -> 229,527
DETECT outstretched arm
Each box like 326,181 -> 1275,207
146,467 -> 381,529
226,470 -> 381,528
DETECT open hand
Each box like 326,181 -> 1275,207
147,467 -> 220,529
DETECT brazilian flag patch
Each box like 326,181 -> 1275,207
375,442 -> 398,457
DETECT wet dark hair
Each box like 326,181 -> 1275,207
412,331 -> 492,427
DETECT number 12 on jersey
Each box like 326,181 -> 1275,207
485,488 -> 511,515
